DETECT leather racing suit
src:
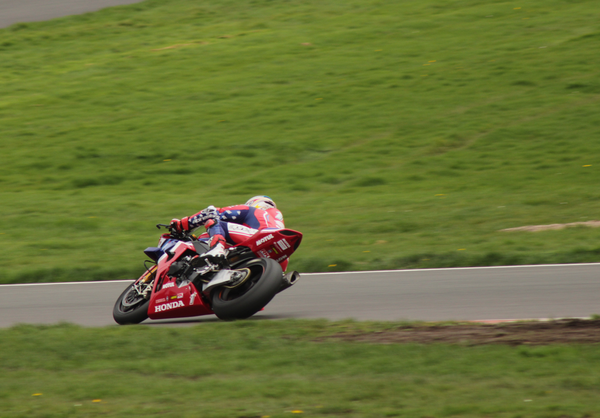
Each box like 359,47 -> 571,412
189,205 -> 288,271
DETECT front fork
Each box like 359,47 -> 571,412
134,265 -> 157,299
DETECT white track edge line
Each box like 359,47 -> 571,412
0,280 -> 134,287
301,262 -> 600,276
2,262 -> 600,287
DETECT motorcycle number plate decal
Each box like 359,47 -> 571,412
275,239 -> 290,251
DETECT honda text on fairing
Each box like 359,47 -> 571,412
112,223 -> 302,324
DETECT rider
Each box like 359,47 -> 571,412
169,195 -> 289,270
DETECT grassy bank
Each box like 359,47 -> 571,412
1,320 -> 600,417
2,0 -> 600,282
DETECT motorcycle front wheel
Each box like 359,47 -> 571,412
113,271 -> 155,325
211,258 -> 283,320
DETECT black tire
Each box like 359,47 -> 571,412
113,283 -> 151,325
211,258 -> 283,320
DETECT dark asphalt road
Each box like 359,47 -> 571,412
1,264 -> 599,327
0,0 -> 143,28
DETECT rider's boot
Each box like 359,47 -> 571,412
202,242 -> 228,260
201,234 -> 228,262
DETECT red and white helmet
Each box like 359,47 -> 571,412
245,195 -> 276,210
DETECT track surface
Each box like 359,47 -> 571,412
1,264 -> 599,327
0,0 -> 143,28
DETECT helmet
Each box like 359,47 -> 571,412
245,195 -> 276,210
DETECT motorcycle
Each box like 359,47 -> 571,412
112,223 -> 302,324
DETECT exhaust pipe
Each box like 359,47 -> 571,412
279,270 -> 300,293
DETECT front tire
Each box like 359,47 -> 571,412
113,283 -> 151,325
211,258 -> 283,320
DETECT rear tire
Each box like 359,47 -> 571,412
113,283 -> 151,325
211,258 -> 283,320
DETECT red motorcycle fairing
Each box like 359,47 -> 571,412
236,228 -> 302,265
148,241 -> 214,320
196,228 -> 303,268
146,228 -> 302,320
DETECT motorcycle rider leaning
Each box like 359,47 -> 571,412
170,195 -> 289,271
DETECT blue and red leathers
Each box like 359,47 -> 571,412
189,205 -> 288,270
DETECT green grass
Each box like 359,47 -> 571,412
2,0 -> 600,282
1,321 -> 600,418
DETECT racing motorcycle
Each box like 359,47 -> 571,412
112,224 -> 302,324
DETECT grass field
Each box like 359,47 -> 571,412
1,320 -> 600,418
2,0 -> 600,282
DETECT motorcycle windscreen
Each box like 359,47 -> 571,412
239,228 -> 303,264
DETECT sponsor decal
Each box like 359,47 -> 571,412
169,293 -> 184,300
229,223 -> 256,234
255,234 -> 274,246
276,255 -> 288,262
163,282 -> 175,289
156,297 -> 167,304
154,300 -> 185,313
258,249 -> 270,258
276,239 -> 290,251
190,292 -> 197,305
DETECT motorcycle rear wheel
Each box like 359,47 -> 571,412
211,258 -> 283,320
113,282 -> 151,325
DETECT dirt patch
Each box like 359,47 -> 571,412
501,220 -> 600,232
322,319 -> 600,345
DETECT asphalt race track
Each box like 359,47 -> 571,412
1,264 -> 599,327
0,0 -> 143,28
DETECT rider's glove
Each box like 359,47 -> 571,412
170,217 -> 190,232
189,206 -> 220,228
